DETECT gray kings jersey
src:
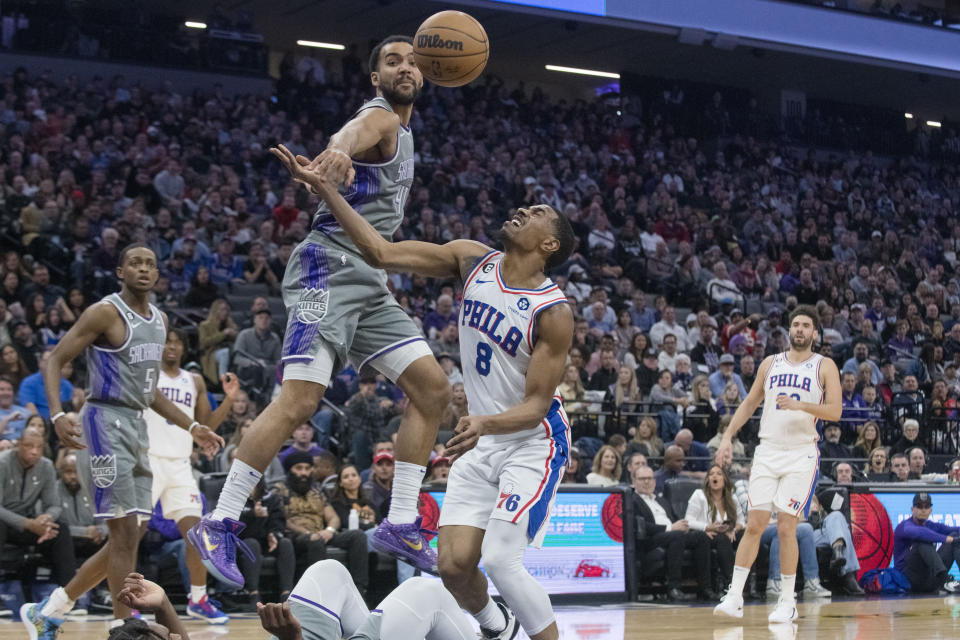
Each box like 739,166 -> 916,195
85,293 -> 166,411
309,96 -> 414,252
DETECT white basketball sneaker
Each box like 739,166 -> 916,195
713,592 -> 744,619
768,599 -> 798,624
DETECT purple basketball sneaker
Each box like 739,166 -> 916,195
187,516 -> 254,590
370,516 -> 439,575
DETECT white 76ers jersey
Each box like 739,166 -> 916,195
459,251 -> 569,442
145,369 -> 198,458
758,352 -> 825,448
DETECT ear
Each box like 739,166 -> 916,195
541,236 -> 559,257
370,71 -> 380,89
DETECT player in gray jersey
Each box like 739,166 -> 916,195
21,244 -> 224,638
193,35 -> 451,588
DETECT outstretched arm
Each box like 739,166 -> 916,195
445,303 -> 574,459
271,144 -> 489,279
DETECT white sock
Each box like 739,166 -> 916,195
473,597 -> 506,631
780,574 -> 797,602
190,585 -> 207,604
213,459 -> 262,521
387,461 -> 426,524
41,587 -> 75,618
728,566 -> 750,598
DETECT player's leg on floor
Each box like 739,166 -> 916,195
379,578 -> 476,640
372,355 -> 449,573
775,513 -> 799,601
482,518 -> 557,640
288,559 -> 369,637
191,378 -> 326,588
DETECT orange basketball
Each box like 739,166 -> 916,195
413,10 -> 488,87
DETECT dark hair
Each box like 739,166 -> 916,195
119,242 -> 155,267
546,208 -> 576,271
368,35 -> 413,73
331,463 -> 372,505
789,304 -> 820,329
107,618 -> 167,640
167,327 -> 188,349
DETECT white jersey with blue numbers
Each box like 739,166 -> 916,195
144,369 -> 197,459
759,351 -> 825,448
459,250 -> 569,443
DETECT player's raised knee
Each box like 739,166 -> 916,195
302,559 -> 352,584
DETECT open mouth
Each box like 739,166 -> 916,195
509,212 -> 525,228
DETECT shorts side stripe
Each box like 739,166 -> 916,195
289,594 -> 343,635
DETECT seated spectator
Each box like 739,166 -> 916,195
707,262 -> 744,306
890,376 -> 925,425
840,372 -> 866,426
635,348 -> 661,395
890,418 -> 921,455
684,464 -> 744,589
893,493 -> 960,593
650,369 -> 691,415
707,415 -> 746,461
886,320 -> 914,361
738,354 -> 756,391
0,343 -> 30,389
0,376 -> 28,444
604,365 -> 643,435
426,455 -> 452,485
279,423 -> 325,466
852,421 -> 883,459
709,355 -> 746,400
629,464 -> 715,601
439,382 -> 469,432
864,447 -> 890,481
842,340 -> 881,384
691,323 -> 723,372
233,308 -> 282,383
345,377 -> 394,470
623,450 -> 648,483
588,348 -> 619,391
657,333 -> 680,373
714,381 -> 742,419
437,352 -> 463,386
890,453 -> 910,481
587,445 -> 622,487
673,354 -> 695,394
0,428 -> 76,605
362,450 -> 394,515
18,350 -> 74,420
184,265 -> 221,309
684,375 -> 718,442
422,294 -> 457,339
627,416 -> 664,458
856,385 -> 884,424
230,479 -> 295,611
654,445 -> 688,494
56,451 -> 107,560
283,451 -> 368,594
807,496 -> 864,595
242,241 -> 279,288
198,298 -> 238,385
328,465 -> 378,531
669,429 -> 711,472
650,306 -> 689,351
763,511 -> 833,599
818,423 -> 851,460
833,461 -> 855,484
563,446 -> 587,484
907,446 -> 929,479
428,322 -> 460,360
558,365 -> 588,415
313,450 -> 341,496
613,309 -> 640,354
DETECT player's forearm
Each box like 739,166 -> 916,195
483,396 -> 553,436
154,594 -> 190,640
328,123 -> 381,157
204,396 -> 233,432
42,355 -> 66,416
799,401 -> 842,422
149,393 -> 194,431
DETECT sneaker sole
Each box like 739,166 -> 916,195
19,604 -> 40,640
187,527 -> 244,590
712,606 -> 744,619
370,534 -> 439,576
769,609 -> 798,624
187,608 -> 229,625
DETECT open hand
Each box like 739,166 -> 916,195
192,424 -> 224,458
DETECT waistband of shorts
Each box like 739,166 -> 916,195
84,400 -> 144,417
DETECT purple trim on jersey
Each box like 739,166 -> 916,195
524,401 -> 569,539
91,350 -> 120,402
84,405 -> 114,516
282,244 -> 329,360
289,594 -> 343,635
358,336 -> 427,372
312,166 -> 381,234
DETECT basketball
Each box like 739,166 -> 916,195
849,493 -> 894,580
601,493 -> 623,543
413,10 -> 488,87
418,491 -> 440,542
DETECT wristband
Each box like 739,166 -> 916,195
328,148 -> 351,161
51,412 -> 66,423
188,421 -> 200,434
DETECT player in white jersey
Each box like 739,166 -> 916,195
271,144 -> 575,640
144,328 -> 240,624
714,305 -> 842,625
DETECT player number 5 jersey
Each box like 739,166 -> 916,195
459,251 -> 568,442
758,351 -> 825,448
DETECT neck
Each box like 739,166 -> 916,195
296,442 -> 311,451
345,488 -> 359,499
384,96 -> 413,126
161,362 -> 180,376
499,249 -> 547,289
787,346 -> 813,362
119,287 -> 150,315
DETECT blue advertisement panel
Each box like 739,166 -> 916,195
872,491 -> 960,580
425,490 -> 625,595
489,0 -> 606,16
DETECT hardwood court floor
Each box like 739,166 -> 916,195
1,595 -> 957,639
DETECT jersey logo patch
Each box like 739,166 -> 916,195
517,297 -> 530,311
296,288 -> 329,324
482,263 -> 495,273
90,454 -> 117,488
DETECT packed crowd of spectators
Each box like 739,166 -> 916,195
0,48 -> 959,608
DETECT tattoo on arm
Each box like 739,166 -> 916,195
459,254 -> 484,283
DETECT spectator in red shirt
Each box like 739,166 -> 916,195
272,190 -> 300,233
653,206 -> 691,244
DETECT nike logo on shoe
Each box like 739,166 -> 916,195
402,538 -> 423,551
203,530 -> 219,551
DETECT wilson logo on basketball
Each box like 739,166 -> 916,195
416,34 -> 464,51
